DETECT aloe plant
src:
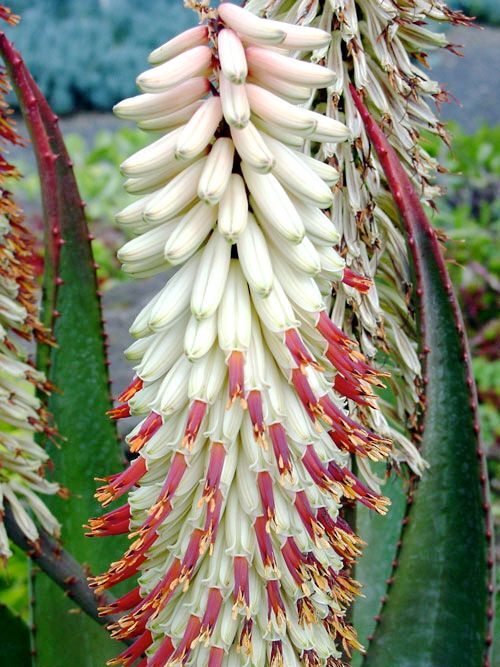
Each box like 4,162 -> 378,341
0,1 -> 494,666
0,14 -> 124,667
0,602 -> 31,665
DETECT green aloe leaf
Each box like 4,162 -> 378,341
350,86 -> 494,666
351,470 -> 408,666
0,35 -> 124,665
0,603 -> 31,665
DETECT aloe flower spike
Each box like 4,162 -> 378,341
90,4 -> 394,665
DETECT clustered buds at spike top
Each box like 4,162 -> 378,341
0,39 -> 60,561
91,4 -> 394,665
244,0 -> 470,480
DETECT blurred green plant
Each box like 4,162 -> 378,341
18,128 -> 148,218
421,125 -> 500,452
2,0 -> 498,117
15,127 -> 149,282
0,546 -> 28,620
61,129 -> 147,223
474,357 -> 500,446
449,0 -> 500,25
5,0 -> 196,114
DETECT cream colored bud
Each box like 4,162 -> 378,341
148,25 -> 209,65
197,138 -> 235,205
137,45 -> 212,93
175,96 -> 223,160
218,28 -> 248,84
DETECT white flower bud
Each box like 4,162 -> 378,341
290,195 -> 340,244
266,226 -> 322,276
219,73 -> 251,128
191,231 -> 231,319
164,200 -> 218,265
188,346 -> 226,402
197,138 -> 235,205
148,25 -> 209,65
262,133 -> 334,208
175,96 -> 223,160
112,77 -> 210,120
184,314 -> 218,361
252,115 -> 305,148
157,356 -> 191,415
246,46 -> 336,87
137,100 -> 204,132
280,22 -> 331,49
218,174 -> 248,242
273,251 -> 324,312
147,254 -> 199,332
217,28 -> 248,84
144,157 -> 207,224
118,218 -> 177,264
137,45 -> 212,93
218,260 -> 252,352
251,278 -> 298,332
123,168 -> 178,196
242,163 -> 304,243
135,318 -> 187,382
236,213 -> 273,297
230,122 -> 274,173
248,69 -> 312,103
296,152 -> 340,185
246,83 -> 316,133
218,3 -> 286,45
122,130 -> 186,178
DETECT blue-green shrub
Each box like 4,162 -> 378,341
449,0 -> 500,23
7,0 -> 499,114
7,0 -> 196,114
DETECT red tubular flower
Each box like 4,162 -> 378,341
232,556 -> 250,615
341,267 -> 372,293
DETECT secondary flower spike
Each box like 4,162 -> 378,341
244,0 -> 468,478
91,4 -> 391,664
0,19 -> 60,561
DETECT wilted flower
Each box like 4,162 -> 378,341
244,0 -> 470,479
0,41 -> 60,561
89,3 -> 397,665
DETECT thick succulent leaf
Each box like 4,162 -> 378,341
494,599 -> 500,667
350,86 -> 494,667
0,35 -> 124,664
0,603 -> 31,666
351,470 -> 408,667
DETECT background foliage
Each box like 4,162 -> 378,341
422,125 -> 500,456
6,0 -> 195,113
450,0 -> 500,24
1,0 -> 497,114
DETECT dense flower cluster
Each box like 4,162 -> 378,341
0,10 -> 60,561
89,3 -> 396,665
246,0 -> 470,482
